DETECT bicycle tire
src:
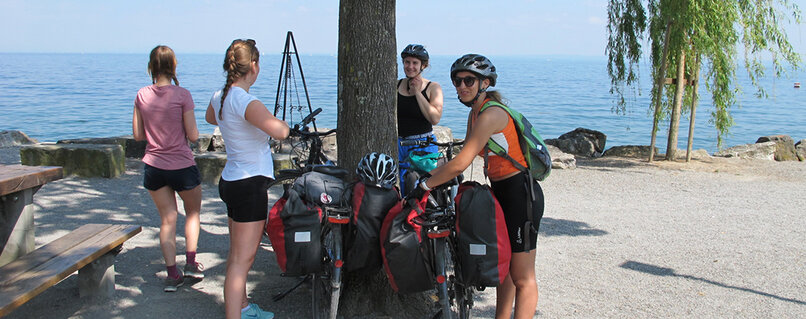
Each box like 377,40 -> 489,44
314,224 -> 343,319
447,239 -> 473,319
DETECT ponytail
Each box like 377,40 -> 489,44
219,39 -> 259,120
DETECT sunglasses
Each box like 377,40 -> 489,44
452,76 -> 478,87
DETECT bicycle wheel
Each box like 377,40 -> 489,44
433,238 -> 452,318
313,224 -> 343,319
447,240 -> 473,319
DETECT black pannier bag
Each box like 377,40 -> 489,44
344,182 -> 400,272
380,192 -> 433,293
266,188 -> 323,276
292,171 -> 350,206
454,181 -> 511,287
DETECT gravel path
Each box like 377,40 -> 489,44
2,147 -> 804,318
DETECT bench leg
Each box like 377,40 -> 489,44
0,188 -> 37,267
78,247 -> 119,299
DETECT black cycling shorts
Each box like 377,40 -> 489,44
143,164 -> 201,192
491,172 -> 544,253
218,175 -> 272,223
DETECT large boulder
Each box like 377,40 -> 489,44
210,127 -> 225,152
602,145 -> 658,159
0,130 -> 38,147
547,145 -> 576,169
20,143 -> 125,178
57,136 -> 147,158
796,139 -> 805,161
545,128 -> 607,157
756,135 -> 799,161
714,141 -> 776,160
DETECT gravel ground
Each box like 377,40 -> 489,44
2,147 -> 805,318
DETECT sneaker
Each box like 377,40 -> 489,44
184,262 -> 205,279
241,303 -> 274,319
164,272 -> 184,292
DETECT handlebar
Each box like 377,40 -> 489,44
299,108 -> 322,127
400,136 -> 465,148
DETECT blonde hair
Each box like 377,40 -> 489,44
219,39 -> 260,120
148,45 -> 179,85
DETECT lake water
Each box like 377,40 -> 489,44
0,53 -> 803,153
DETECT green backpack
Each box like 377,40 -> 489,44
479,101 -> 552,181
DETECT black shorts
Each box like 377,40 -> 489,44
218,175 -> 272,223
143,164 -> 201,192
491,172 -> 544,253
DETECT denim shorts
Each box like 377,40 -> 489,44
143,164 -> 201,192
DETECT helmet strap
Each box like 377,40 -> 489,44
459,81 -> 486,108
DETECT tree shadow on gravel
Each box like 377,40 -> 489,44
539,217 -> 608,237
619,260 -> 806,305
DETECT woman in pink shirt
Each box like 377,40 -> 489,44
132,45 -> 204,292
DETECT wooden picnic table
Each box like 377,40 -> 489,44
0,164 -> 63,266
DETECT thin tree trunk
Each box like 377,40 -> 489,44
685,55 -> 701,162
648,22 -> 672,162
665,49 -> 686,161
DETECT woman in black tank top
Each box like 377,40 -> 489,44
397,44 -> 444,195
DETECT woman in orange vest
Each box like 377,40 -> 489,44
417,54 -> 544,319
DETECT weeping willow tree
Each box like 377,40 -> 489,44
607,0 -> 802,161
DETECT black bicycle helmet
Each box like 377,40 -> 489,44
450,54 -> 497,86
401,44 -> 429,62
356,152 -> 397,189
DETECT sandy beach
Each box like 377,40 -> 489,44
1,146 -> 805,318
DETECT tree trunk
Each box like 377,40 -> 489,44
685,55 -> 701,162
337,1 -> 435,318
648,22 -> 672,162
665,49 -> 686,161
337,0 -> 399,176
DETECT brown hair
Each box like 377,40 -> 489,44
219,39 -> 260,120
148,45 -> 179,85
485,90 -> 506,105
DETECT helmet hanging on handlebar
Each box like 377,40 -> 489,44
356,152 -> 397,189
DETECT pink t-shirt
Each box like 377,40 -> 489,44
134,85 -> 196,170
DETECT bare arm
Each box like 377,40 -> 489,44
412,80 -> 443,125
426,107 -> 508,188
244,100 -> 290,140
132,106 -> 146,141
183,109 -> 199,143
205,102 -> 217,125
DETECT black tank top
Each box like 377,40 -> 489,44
397,79 -> 433,137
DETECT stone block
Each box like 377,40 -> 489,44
0,130 -> 38,147
714,141 -> 776,160
195,152 -> 298,185
547,128 -> 607,157
78,251 -> 116,299
194,134 -> 214,153
194,152 -> 227,185
58,136 -> 146,158
20,143 -> 125,178
603,145 -> 659,158
796,139 -> 805,161
756,135 -> 799,161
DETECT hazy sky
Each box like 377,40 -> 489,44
1,0 -> 804,57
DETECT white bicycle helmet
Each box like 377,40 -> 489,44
356,152 -> 397,189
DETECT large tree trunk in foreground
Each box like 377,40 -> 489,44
337,0 -> 398,174
337,1 -> 434,318
666,50 -> 686,161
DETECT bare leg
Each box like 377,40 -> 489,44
177,185 -> 202,254
224,218 -> 265,319
511,250 -> 538,319
495,274 -> 515,319
148,186 -> 179,267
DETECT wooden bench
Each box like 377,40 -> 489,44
0,224 -> 141,316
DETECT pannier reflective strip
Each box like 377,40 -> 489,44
295,232 -> 311,242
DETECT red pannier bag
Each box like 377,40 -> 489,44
266,188 -> 323,276
344,182 -> 400,272
454,181 -> 511,287
379,192 -> 433,293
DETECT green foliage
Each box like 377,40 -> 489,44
606,0 -> 801,147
